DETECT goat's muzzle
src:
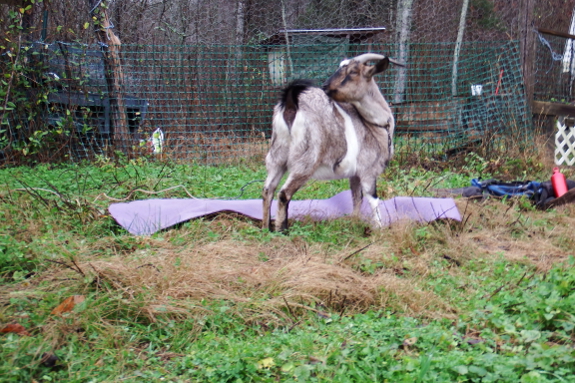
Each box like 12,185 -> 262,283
324,88 -> 336,98
323,81 -> 338,98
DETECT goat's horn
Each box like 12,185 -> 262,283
388,58 -> 406,67
354,53 -> 407,67
353,53 -> 386,64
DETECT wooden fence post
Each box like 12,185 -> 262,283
88,0 -> 130,150
519,0 -> 536,107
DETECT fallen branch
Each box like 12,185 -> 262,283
282,296 -> 296,318
93,184 -> 196,202
486,271 -> 528,301
339,242 -> 376,263
46,259 -> 85,277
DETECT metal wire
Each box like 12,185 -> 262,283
534,30 -> 575,103
536,31 -> 564,62
4,40 -> 532,164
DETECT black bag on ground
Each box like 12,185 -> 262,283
446,178 -> 575,207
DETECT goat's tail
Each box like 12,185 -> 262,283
279,79 -> 315,112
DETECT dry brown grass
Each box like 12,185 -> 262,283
456,198 -> 574,268
10,190 -> 572,330
30,236 -> 453,325
163,131 -> 268,165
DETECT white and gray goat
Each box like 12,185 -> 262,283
262,53 -> 403,232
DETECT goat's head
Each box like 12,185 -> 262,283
323,53 -> 392,103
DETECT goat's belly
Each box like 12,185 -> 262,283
312,160 -> 357,180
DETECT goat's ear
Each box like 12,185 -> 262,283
366,57 -> 390,77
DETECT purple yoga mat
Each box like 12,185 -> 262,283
108,190 -> 461,236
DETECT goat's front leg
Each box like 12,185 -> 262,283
275,173 -> 309,233
349,176 -> 363,217
362,179 -> 383,228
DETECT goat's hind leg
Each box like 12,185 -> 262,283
262,163 -> 286,231
275,173 -> 309,233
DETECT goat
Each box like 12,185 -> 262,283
262,53 -> 402,232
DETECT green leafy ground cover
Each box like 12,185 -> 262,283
1,153 -> 575,382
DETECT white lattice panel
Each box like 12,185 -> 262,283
555,119 -> 575,166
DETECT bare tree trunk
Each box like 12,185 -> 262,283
224,0 -> 246,133
231,0 -> 245,85
518,0 -> 535,105
566,7 -> 575,98
393,0 -> 413,104
451,0 -> 469,97
280,0 -> 293,78
235,0 -> 245,47
89,0 -> 129,149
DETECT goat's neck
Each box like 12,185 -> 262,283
350,86 -> 391,127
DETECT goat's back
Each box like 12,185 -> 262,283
272,86 -> 347,169
269,83 -> 391,181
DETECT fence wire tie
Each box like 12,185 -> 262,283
89,0 -> 104,15
535,30 -> 564,62
32,40 -> 71,47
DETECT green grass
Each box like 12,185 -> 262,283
1,153 -> 575,382
3,285 -> 575,382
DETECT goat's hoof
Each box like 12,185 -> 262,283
276,223 -> 289,235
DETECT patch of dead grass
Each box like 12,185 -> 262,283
453,198 -> 575,271
4,194 -> 574,329
165,132 -> 268,165
72,238 -> 454,322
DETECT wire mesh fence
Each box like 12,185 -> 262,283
1,37 -> 532,164
534,30 -> 575,104
393,40 -> 531,157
